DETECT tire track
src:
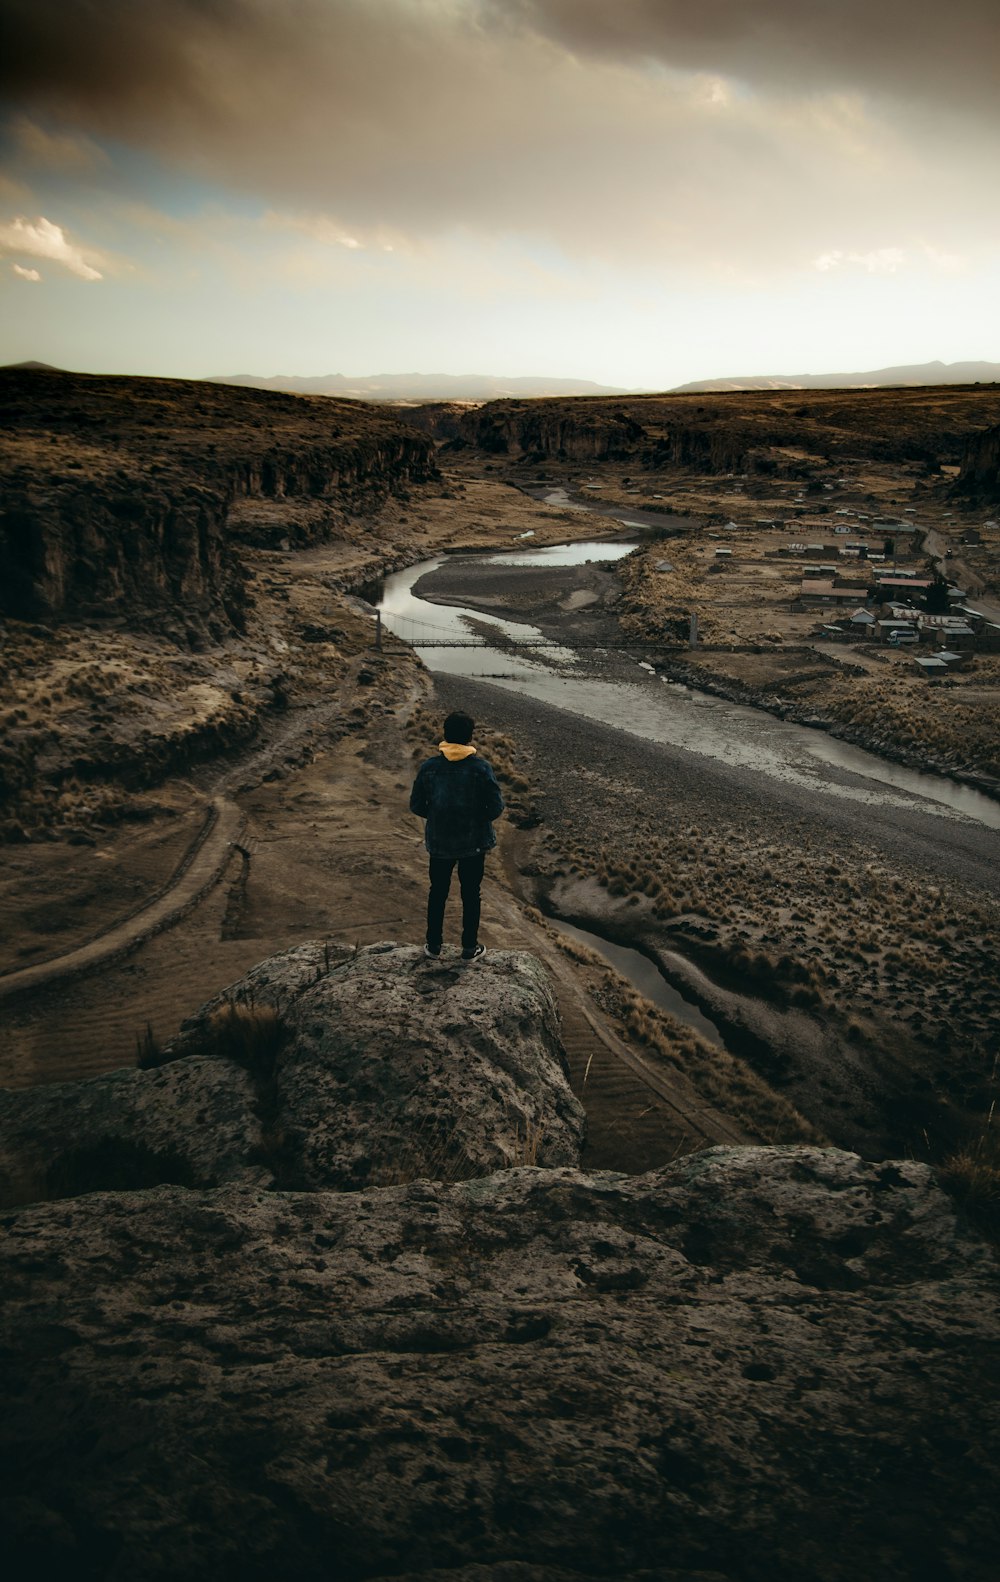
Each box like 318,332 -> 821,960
0,797 -> 244,1004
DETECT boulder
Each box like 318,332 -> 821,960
0,1147 -> 997,1581
0,943 -> 585,1207
169,941 -> 586,1188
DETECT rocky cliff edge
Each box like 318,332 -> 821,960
0,943 -> 997,1582
0,370 -> 437,626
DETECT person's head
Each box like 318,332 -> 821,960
442,710 -> 474,745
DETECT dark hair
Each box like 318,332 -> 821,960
443,710 -> 474,745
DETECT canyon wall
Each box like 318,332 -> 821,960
955,420 -> 1000,501
0,370 -> 437,626
0,469 -> 246,630
440,386 -> 1000,476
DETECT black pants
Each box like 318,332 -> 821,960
426,853 -> 486,952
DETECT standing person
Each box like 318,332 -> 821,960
409,710 -> 504,961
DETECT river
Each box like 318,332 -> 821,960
377,542 -> 1000,833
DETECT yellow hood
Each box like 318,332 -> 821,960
439,741 -> 477,761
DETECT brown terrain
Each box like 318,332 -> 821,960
2,370 -> 1000,1199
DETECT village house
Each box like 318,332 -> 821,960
876,619 -> 917,642
815,622 -> 852,641
952,604 -> 985,630
913,655 -> 949,677
874,524 -> 920,559
874,574 -> 933,600
884,602 -> 920,620
797,579 -> 871,608
917,617 -> 977,649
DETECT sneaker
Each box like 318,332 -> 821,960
461,943 -> 485,962
423,943 -> 441,959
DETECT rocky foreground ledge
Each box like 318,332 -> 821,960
1,945 -> 998,1582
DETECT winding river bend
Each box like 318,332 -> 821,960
374,533 -> 1000,1155
377,540 -> 1000,834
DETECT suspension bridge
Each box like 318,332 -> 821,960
374,610 -> 686,652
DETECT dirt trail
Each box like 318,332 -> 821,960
0,798 -> 244,1003
486,885 -> 752,1168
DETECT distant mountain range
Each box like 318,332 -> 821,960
7,358 -> 998,402
671,359 -> 1000,393
206,371 -> 629,401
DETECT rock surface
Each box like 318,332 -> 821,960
0,1055 -> 267,1207
0,943 -> 585,1206
444,387 -> 1000,474
1,1147 -> 997,1581
167,940 -> 586,1187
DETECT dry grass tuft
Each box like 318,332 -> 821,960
938,1122 -> 1000,1237
515,1116 -> 548,1167
188,1001 -> 289,1078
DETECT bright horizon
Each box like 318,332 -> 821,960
1,2 -> 998,389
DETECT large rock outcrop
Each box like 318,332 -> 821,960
1,1148 -> 997,1581
1,943 -> 997,1581
0,1054 -> 268,1207
0,370 -> 437,625
0,943 -> 584,1207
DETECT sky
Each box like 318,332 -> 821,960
0,0 -> 998,389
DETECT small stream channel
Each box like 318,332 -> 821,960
549,918 -> 723,1046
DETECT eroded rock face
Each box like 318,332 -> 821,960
0,1055 -> 267,1207
442,388 -> 1000,478
0,1148 -> 996,1582
0,943 -> 584,1206
0,370 -> 437,624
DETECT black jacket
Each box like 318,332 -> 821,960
409,752 -> 504,859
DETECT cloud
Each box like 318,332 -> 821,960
4,1 -> 995,122
0,215 -> 103,278
9,113 -> 106,171
0,0 -> 996,279
499,1 -> 1000,116
11,261 -> 41,280
814,248 -> 905,276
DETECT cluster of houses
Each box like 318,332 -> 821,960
706,502 -> 998,675
815,599 -> 1000,673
